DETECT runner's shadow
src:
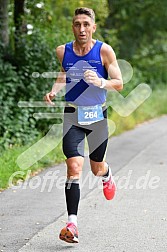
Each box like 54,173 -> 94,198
50,244 -> 78,251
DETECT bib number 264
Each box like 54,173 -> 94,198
78,104 -> 104,125
84,111 -> 97,119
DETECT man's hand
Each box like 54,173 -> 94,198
84,70 -> 101,87
44,91 -> 56,105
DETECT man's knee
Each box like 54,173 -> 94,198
66,157 -> 83,179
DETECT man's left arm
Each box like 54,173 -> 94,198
84,43 -> 123,91
102,44 -> 123,91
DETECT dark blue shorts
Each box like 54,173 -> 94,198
62,106 -> 108,162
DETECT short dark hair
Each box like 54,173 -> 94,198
74,7 -> 95,22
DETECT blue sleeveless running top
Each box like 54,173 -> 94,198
62,40 -> 108,106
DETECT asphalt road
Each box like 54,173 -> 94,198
0,116 -> 167,252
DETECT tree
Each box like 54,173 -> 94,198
106,0 -> 167,59
14,0 -> 26,51
0,0 -> 9,48
105,0 -> 167,85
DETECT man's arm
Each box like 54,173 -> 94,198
84,43 -> 123,91
101,43 -> 123,90
44,45 -> 66,105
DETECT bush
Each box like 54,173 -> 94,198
0,58 -> 39,149
0,31 -> 59,149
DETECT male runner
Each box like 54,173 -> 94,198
44,7 -> 123,243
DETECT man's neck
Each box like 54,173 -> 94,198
73,40 -> 96,56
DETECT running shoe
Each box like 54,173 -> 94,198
59,222 -> 79,243
103,175 -> 116,200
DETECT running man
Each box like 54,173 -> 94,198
44,7 -> 123,243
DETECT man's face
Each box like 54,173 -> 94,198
72,14 -> 96,44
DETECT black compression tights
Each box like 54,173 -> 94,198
65,179 -> 80,216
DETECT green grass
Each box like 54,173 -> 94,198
0,87 -> 167,190
109,87 -> 167,135
0,142 -> 65,190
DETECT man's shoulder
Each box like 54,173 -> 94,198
101,42 -> 114,54
56,41 -> 73,50
55,44 -> 66,62
56,44 -> 65,53
100,42 -> 116,65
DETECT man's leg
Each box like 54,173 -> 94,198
84,118 -> 115,200
65,156 -> 84,227
90,159 -> 116,200
59,156 -> 83,243
86,114 -> 116,200
60,110 -> 85,243
90,159 -> 108,177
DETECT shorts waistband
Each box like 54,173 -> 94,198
67,102 -> 106,108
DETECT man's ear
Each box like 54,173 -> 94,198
72,24 -> 74,33
93,23 -> 97,33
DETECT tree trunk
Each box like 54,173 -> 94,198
0,0 -> 9,48
106,0 -> 118,29
14,0 -> 26,47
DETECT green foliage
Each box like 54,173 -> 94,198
106,0 -> 167,86
0,30 -> 59,149
15,31 -> 58,99
0,56 -> 38,149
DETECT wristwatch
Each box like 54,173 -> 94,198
100,78 -> 106,89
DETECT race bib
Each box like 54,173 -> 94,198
78,104 -> 104,125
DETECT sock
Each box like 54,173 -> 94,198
68,214 -> 77,227
102,164 -> 111,182
65,179 -> 80,226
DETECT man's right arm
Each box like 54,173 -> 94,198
44,45 -> 66,105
